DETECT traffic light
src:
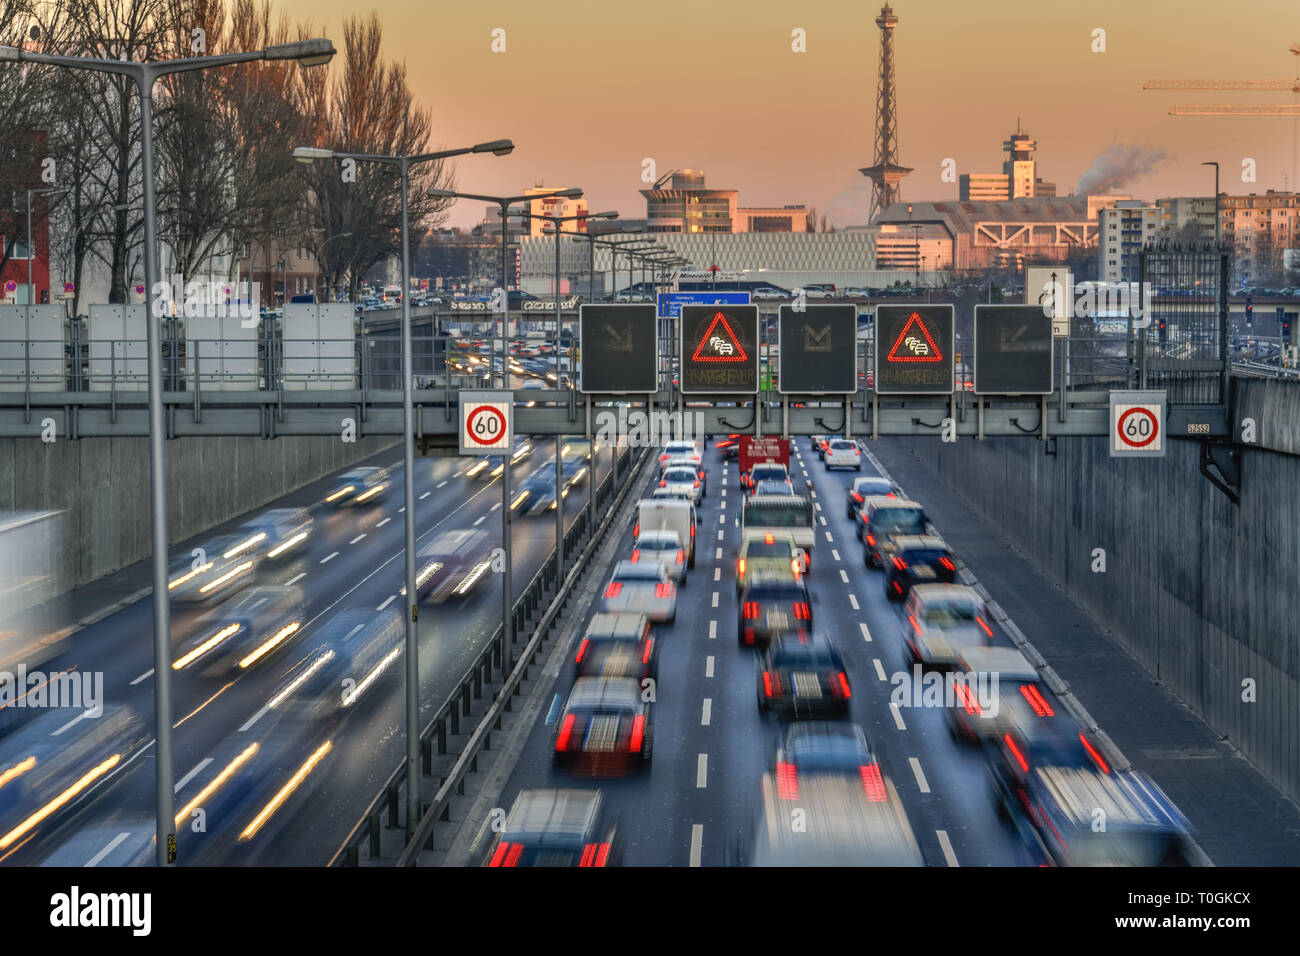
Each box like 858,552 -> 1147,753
1245,296 -> 1253,326
1157,317 -> 1167,344
1283,316 -> 1293,346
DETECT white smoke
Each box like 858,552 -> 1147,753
1076,144 -> 1171,196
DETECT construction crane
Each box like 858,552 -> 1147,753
1169,104 -> 1300,116
1147,42 -> 1300,116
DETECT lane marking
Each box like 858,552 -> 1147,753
936,830 -> 959,867
889,702 -> 907,730
474,516 -> 486,526
873,658 -> 887,680
839,569 -> 850,584
399,507 -> 406,513
436,480 -> 448,489
320,552 -> 339,564
349,534 -> 366,544
713,568 -> 721,581
52,710 -> 93,736
718,514 -> 724,525
85,832 -> 132,867
130,669 -> 154,686
832,549 -> 841,562
701,698 -> 712,726
859,622 -> 872,643
420,492 -> 431,500
909,757 -> 931,794
705,656 -> 715,678
814,502 -> 822,511
717,530 -> 724,541
715,547 -> 723,560
286,572 -> 307,586
377,594 -> 397,610
819,516 -> 827,526
238,703 -> 270,733
824,531 -> 833,542
711,592 -> 719,608
708,621 -> 717,640
175,758 -> 212,793
696,754 -> 708,788
720,500 -> 726,510
848,594 -> 860,610
689,824 -> 704,867
490,502 -> 502,511
376,517 -> 391,528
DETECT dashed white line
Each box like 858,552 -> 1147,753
848,594 -> 860,610
873,658 -> 887,680
839,569 -> 850,584
711,591 -> 719,608
909,757 -> 931,793
832,549 -> 841,562
814,502 -> 822,511
936,830 -> 959,866
85,832 -> 132,867
474,516 -> 486,525
701,699 -> 712,726
718,514 -> 725,525
819,516 -> 827,526
419,492 -> 431,500
824,531 -> 833,542
377,594 -> 397,610
720,500 -> 726,510
436,480 -> 448,489
696,754 -> 709,788
376,517 -> 391,528
286,572 -> 307,586
689,824 -> 704,867
320,552 -> 339,564
52,710 -> 93,736
130,669 -> 154,686
889,702 -> 907,730
705,656 -> 715,677
715,547 -> 723,560
238,704 -> 270,733
713,567 -> 721,581
859,622 -> 872,642
717,530 -> 724,541
349,534 -> 366,544
709,620 -> 717,640
398,507 -> 406,513
175,758 -> 212,793
490,502 -> 502,511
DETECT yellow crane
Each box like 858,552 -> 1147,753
1147,43 -> 1300,115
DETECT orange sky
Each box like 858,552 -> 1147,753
277,0 -> 1300,228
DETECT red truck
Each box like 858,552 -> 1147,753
738,437 -> 790,490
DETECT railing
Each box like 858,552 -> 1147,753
328,441 -> 645,867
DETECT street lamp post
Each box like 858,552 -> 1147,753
1201,161 -> 1220,249
26,186 -> 69,305
2,35 -> 336,867
316,231 -> 353,303
295,140 -> 513,839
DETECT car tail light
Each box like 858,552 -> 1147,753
744,627 -> 755,644
689,523 -> 695,538
555,714 -> 576,751
853,448 -> 860,455
594,842 -> 611,866
908,614 -> 921,634
764,533 -> 775,544
938,556 -> 956,571
866,534 -> 876,546
887,492 -> 896,497
1019,683 -> 1055,717
659,454 -> 669,463
762,672 -> 774,696
642,638 -> 654,664
743,602 -> 759,619
659,480 -> 666,488
737,558 -> 746,576
489,842 -> 524,867
630,549 -> 641,562
693,480 -> 700,489
675,550 -> 684,564
605,582 -> 623,598
575,639 -> 589,663
892,556 -> 908,570
776,761 -> 799,799
629,714 -> 646,752
976,616 -> 993,637
835,672 -> 852,698
654,582 -> 673,598
793,602 -> 810,620
955,683 -> 983,716
851,491 -> 863,502
633,522 -> 639,537
1080,734 -> 1111,774
1005,734 -> 1029,774
859,763 -> 887,801
579,843 -> 597,866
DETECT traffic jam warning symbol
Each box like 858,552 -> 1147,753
458,390 -> 513,456
873,304 -> 954,395
1109,390 -> 1166,458
679,304 -> 758,394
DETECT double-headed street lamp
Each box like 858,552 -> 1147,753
293,139 -> 513,838
1,35 -> 336,867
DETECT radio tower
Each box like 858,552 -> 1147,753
860,3 -> 912,223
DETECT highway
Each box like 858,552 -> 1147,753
1,436 -> 626,866
473,438 -> 1045,866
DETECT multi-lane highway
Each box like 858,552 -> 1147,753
1,437 -> 625,866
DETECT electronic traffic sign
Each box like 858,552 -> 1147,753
679,304 -> 759,394
777,304 -> 858,395
872,304 -> 954,395
578,304 -> 658,393
973,304 -> 1055,395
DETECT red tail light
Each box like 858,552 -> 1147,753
575,639 -> 589,663
555,714 -> 576,751
793,602 -> 810,620
892,556 -> 908,570
629,714 -> 645,752
762,672 -> 774,697
633,522 -> 639,537
938,556 -> 956,571
744,627 -> 755,644
955,682 -> 983,716
689,523 -> 695,538
764,533 -> 775,544
1080,734 -> 1111,774
887,492 -> 896,497
659,480 -> 666,488
851,491 -> 863,502
659,454 -> 669,463
776,761 -> 799,799
1005,733 -> 1029,773
859,763 -> 887,801
836,672 -> 852,698
866,534 -> 876,546
743,601 -> 759,619
630,549 -> 640,562
605,582 -> 623,598
737,558 -> 746,576
675,549 -> 684,564
579,843 -> 597,867
976,616 -> 993,637
654,582 -> 673,598
642,638 -> 654,664
908,614 -> 921,634
693,480 -> 700,489
594,842 -> 611,866
1019,683 -> 1055,717
489,841 -> 524,867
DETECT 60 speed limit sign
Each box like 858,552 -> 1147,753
1109,390 -> 1166,457
459,390 -> 513,455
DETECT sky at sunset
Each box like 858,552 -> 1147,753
277,0 -> 1300,229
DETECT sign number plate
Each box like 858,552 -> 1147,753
1109,390 -> 1166,457
459,390 -> 513,455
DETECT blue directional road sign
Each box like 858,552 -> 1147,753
658,291 -> 751,319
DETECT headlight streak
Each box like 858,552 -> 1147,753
198,561 -> 254,595
174,623 -> 242,670
341,647 -> 401,707
354,483 -> 386,503
238,621 -> 302,669
223,533 -> 266,558
0,756 -> 36,791
0,754 -> 121,849
174,743 -> 259,827
267,650 -> 335,710
168,562 -> 214,590
266,531 -> 309,558
238,740 -> 333,840
325,485 -> 355,502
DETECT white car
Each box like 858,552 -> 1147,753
660,465 -> 703,505
601,561 -> 677,623
751,288 -> 786,301
631,529 -> 688,585
824,439 -> 862,471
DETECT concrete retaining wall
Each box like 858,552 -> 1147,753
0,434 -> 398,592
893,429 -> 1300,803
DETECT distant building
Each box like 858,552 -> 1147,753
640,169 -> 806,233
1099,200 -> 1160,282
522,188 -> 588,237
1219,190 -> 1300,282
1156,196 -> 1216,243
0,130 -> 51,305
958,126 -> 1056,203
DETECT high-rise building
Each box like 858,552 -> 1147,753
640,169 -> 805,233
1156,196 -> 1216,242
959,126 -> 1057,202
1099,200 -> 1160,282
1219,190 -> 1300,282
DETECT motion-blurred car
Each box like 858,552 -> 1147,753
860,497 -> 928,568
744,462 -> 789,494
884,535 -> 957,601
660,455 -> 707,495
742,764 -> 922,865
552,677 -> 653,775
714,434 -> 741,460
600,561 -> 677,624
947,645 -> 1071,745
465,438 -> 532,479
630,529 -> 688,585
574,612 -> 657,681
736,531 -> 805,594
483,789 -> 620,867
824,438 -> 862,470
232,507 -> 314,562
559,438 -> 595,485
751,478 -> 795,497
173,585 -> 306,677
510,461 -> 571,515
757,632 -> 849,718
903,584 -> 995,668
401,529 -> 494,603
659,465 -> 703,505
659,440 -> 702,468
324,466 -> 390,507
846,475 -> 898,520
738,571 -> 812,647
167,533 -> 260,604
772,721 -> 883,799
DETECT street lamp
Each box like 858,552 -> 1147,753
316,231 -> 353,302
1201,161 -> 1220,249
25,186 -> 69,304
294,139 -> 513,839
1,34 -> 336,867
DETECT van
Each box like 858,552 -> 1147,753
635,499 -> 699,569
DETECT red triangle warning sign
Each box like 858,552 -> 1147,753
691,311 -> 749,363
885,311 -> 944,363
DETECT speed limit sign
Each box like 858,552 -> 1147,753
459,390 -> 513,455
1109,390 -> 1166,457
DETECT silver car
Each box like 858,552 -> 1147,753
903,584 -> 993,668
632,529 -> 688,585
659,465 -> 703,506
167,534 -> 260,604
600,561 -> 677,624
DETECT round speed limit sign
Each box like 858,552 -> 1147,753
459,391 -> 513,454
1110,392 -> 1165,457
468,406 -> 506,445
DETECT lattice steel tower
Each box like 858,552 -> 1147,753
860,3 -> 912,223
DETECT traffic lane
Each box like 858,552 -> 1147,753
794,439 -> 1026,865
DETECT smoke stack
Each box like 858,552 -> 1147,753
1076,144 -> 1170,196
